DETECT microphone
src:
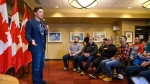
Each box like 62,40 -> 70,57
42,19 -> 49,31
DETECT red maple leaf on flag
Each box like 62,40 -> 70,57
10,21 -> 20,44
21,25 -> 28,45
0,13 -> 8,43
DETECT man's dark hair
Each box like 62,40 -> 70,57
34,7 -> 43,12
135,36 -> 141,40
121,35 -> 127,40
74,36 -> 79,41
103,38 -> 107,41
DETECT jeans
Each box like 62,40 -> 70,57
125,65 -> 149,84
62,54 -> 80,68
93,56 -> 109,75
101,59 -> 122,77
133,54 -> 147,66
31,51 -> 45,84
77,56 -> 96,72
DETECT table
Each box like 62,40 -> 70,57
0,74 -> 19,84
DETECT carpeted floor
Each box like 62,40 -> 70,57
18,60 -> 128,84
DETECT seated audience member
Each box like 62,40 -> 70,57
92,38 -> 108,68
133,39 -> 150,66
125,50 -> 150,84
77,37 -> 98,76
89,38 -> 117,78
130,37 -> 143,59
62,37 -> 82,71
99,35 -> 130,82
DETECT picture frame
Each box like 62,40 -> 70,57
124,31 -> 133,43
93,31 -> 106,42
70,32 -> 84,42
48,31 -> 62,42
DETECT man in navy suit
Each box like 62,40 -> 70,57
25,7 -> 48,84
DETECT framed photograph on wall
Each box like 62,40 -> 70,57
70,32 -> 84,42
48,31 -> 62,42
124,31 -> 133,43
93,31 -> 106,42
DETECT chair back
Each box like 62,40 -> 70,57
125,48 -> 133,66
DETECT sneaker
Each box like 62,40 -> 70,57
99,73 -> 103,75
89,73 -> 96,78
103,77 -> 112,82
77,69 -> 82,73
99,74 -> 106,79
80,71 -> 85,76
42,80 -> 47,84
63,67 -> 68,70
73,68 -> 77,72
117,74 -> 124,79
122,71 -> 126,75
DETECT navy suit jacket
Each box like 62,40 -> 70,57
25,19 -> 47,53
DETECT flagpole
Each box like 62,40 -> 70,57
19,2 -> 28,78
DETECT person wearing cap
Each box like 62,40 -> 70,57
89,38 -> 117,78
91,38 -> 108,68
99,35 -> 130,82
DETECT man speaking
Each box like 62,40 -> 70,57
25,7 -> 48,84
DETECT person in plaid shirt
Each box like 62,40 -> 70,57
99,35 -> 130,82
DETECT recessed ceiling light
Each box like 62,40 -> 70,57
128,7 -> 131,9
55,6 -> 59,8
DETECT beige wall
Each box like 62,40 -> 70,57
46,24 -> 115,59
121,21 -> 146,45
46,21 -> 147,59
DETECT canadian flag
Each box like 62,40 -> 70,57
10,0 -> 23,72
21,4 -> 32,66
27,8 -> 31,20
0,0 -> 12,73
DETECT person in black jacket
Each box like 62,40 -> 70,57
92,38 -> 108,68
77,37 -> 98,76
98,38 -> 108,55
89,38 -> 117,78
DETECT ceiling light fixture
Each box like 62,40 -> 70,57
68,0 -> 100,9
142,0 -> 150,10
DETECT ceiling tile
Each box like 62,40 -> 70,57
101,0 -> 119,6
63,5 -> 74,9
38,4 -> 51,9
48,0 -> 62,5
123,6 -> 136,10
111,5 -> 124,9
50,5 -> 64,9
134,5 -> 145,10
62,0 -> 69,5
38,0 -> 49,4
98,5 -> 112,9
115,0 -> 132,6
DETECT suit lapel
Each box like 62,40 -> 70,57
32,19 -> 41,34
